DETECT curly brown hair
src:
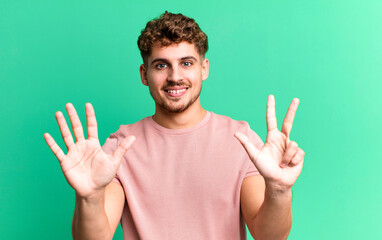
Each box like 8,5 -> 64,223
137,11 -> 208,65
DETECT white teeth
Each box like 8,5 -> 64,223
167,89 -> 186,94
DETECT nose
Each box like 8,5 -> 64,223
167,65 -> 183,82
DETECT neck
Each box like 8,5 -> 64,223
152,99 -> 207,129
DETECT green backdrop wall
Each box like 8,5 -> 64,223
1,0 -> 381,239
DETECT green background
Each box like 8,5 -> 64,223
1,0 -> 381,239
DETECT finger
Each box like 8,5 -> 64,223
281,98 -> 299,137
266,95 -> 277,132
66,103 -> 85,142
43,133 -> 66,163
112,136 -> 136,164
55,111 -> 75,149
85,103 -> 98,140
281,141 -> 298,168
289,148 -> 305,166
234,132 -> 260,162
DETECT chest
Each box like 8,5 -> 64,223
120,131 -> 248,200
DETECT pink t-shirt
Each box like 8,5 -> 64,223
102,112 -> 263,240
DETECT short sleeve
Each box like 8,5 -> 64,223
101,133 -> 122,184
244,129 -> 264,178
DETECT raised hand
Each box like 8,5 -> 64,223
235,95 -> 305,191
44,103 -> 135,198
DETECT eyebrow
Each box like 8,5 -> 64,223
180,56 -> 198,62
150,56 -> 198,66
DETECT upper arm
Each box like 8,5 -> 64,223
240,175 -> 265,226
105,182 -> 125,234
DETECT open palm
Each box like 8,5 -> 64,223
44,103 -> 135,198
235,95 -> 305,190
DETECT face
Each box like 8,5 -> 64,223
140,42 -> 209,113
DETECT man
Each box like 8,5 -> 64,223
44,12 -> 304,240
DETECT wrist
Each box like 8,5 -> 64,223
75,188 -> 106,204
265,181 -> 292,200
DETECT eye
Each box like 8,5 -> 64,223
182,61 -> 192,67
156,63 -> 167,69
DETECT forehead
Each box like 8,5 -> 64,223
149,42 -> 200,61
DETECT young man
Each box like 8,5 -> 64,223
44,12 -> 304,240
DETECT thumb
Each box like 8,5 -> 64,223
112,135 -> 136,164
234,132 -> 260,162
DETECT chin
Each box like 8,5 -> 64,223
161,103 -> 191,113
152,88 -> 202,114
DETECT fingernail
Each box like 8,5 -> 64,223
280,163 -> 286,168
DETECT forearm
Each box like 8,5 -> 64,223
72,190 -> 113,240
248,185 -> 293,240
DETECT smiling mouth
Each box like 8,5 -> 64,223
164,88 -> 187,94
164,87 -> 188,98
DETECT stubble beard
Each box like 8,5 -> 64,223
150,82 -> 202,113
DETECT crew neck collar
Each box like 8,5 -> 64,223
148,111 -> 212,135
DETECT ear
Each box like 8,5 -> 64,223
201,58 -> 209,81
139,64 -> 148,86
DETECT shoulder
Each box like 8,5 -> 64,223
102,117 -> 151,154
210,112 -> 264,148
110,117 -> 151,139
209,112 -> 251,131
